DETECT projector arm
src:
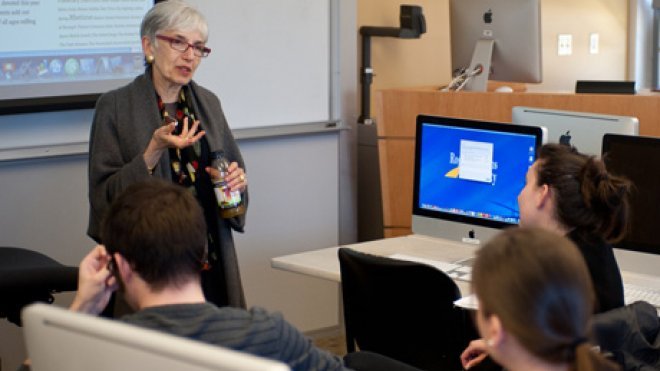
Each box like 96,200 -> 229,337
358,6 -> 426,124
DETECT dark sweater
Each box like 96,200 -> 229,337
122,303 -> 349,371
568,229 -> 625,313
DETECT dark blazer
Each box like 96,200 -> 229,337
87,68 -> 247,307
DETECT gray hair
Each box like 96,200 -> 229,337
141,0 -> 209,42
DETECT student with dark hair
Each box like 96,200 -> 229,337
71,179 -> 348,371
517,143 -> 631,313
461,228 -> 620,371
70,179 -> 419,371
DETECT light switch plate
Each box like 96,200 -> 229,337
590,33 -> 599,54
558,34 -> 572,56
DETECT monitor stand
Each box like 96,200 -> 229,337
464,39 -> 494,91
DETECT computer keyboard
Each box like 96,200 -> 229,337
388,254 -> 474,282
623,283 -> 660,308
388,253 -> 460,273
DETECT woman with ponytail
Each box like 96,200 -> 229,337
462,228 -> 620,371
517,143 -> 631,313
461,144 -> 631,370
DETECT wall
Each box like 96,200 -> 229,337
358,0 -> 452,110
532,0 -> 629,92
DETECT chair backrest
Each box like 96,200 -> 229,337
23,303 -> 291,371
338,247 -> 467,371
0,247 -> 78,326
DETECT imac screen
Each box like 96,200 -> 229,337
602,134 -> 660,255
413,115 -> 543,229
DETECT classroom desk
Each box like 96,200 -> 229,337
272,234 -> 660,312
271,234 -> 478,295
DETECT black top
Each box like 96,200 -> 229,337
568,229 -> 625,313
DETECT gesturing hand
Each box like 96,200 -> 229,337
153,116 -> 206,150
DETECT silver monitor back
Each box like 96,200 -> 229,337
512,106 -> 639,156
450,0 -> 542,86
22,303 -> 291,371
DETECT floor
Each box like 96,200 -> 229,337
310,328 -> 347,357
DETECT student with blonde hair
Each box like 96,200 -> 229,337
462,228 -> 620,371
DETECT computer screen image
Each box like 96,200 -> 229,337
0,0 -> 155,114
513,106 -> 639,156
413,115 -> 545,244
22,303 -> 290,371
449,0 -> 542,91
602,134 -> 660,257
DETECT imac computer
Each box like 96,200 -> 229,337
449,0 -> 542,91
602,134 -> 660,276
22,303 -> 291,371
512,106 -> 639,156
412,115 -> 546,245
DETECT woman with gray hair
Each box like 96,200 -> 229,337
88,0 -> 247,310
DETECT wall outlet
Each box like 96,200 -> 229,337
558,34 -> 572,56
590,33 -> 599,54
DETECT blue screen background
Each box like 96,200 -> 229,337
418,123 -> 536,224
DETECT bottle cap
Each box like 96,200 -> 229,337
210,150 -> 225,160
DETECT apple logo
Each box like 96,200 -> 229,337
483,9 -> 493,24
559,130 -> 572,146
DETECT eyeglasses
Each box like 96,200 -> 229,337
155,34 -> 211,58
107,258 -> 116,274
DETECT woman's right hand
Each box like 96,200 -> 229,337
152,116 -> 205,150
460,339 -> 489,370
143,117 -> 206,172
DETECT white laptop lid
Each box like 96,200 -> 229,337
512,106 -> 639,156
22,303 -> 291,371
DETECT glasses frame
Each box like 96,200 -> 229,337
155,34 -> 211,58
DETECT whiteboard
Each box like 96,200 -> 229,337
189,0 -> 331,129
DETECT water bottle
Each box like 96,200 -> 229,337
210,151 -> 245,218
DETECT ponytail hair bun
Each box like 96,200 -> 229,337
536,144 -> 632,242
579,158 -> 632,241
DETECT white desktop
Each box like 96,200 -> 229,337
22,304 -> 291,371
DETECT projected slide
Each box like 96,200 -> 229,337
0,0 -> 152,100
418,124 -> 536,224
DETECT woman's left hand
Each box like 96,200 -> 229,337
206,162 -> 247,193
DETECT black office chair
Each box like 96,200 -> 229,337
338,247 -> 467,371
0,247 -> 78,326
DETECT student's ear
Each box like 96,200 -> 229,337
113,253 -> 133,282
536,184 -> 552,209
484,314 -> 506,349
